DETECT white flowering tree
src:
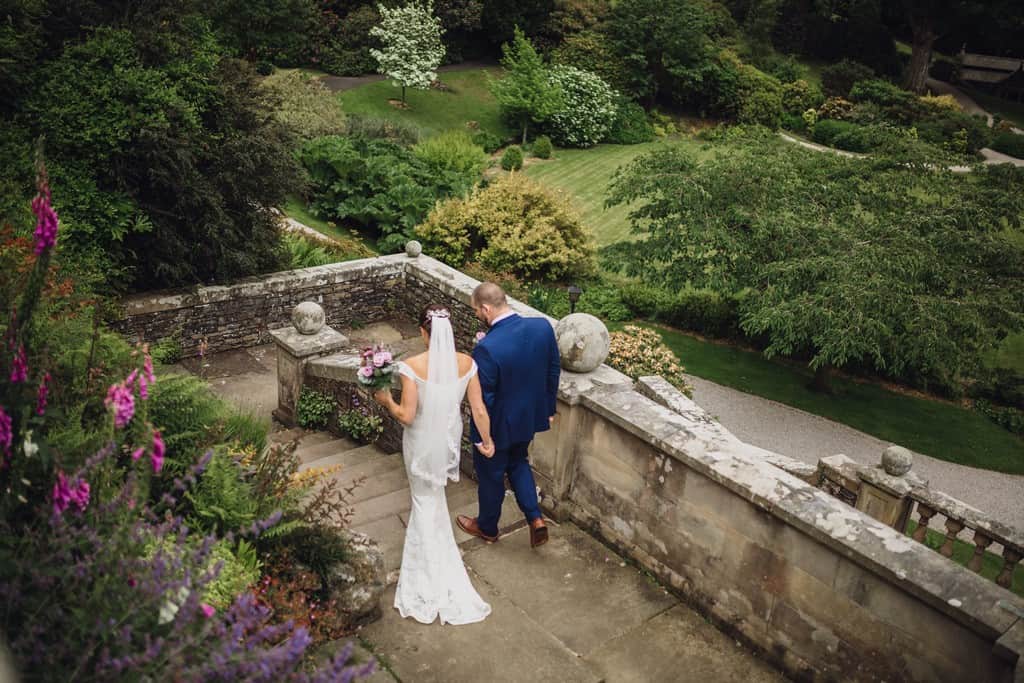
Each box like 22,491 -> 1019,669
370,1 -> 446,105
545,66 -> 616,147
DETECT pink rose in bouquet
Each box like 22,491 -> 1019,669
357,344 -> 397,390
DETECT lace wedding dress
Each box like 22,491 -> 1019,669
393,314 -> 491,625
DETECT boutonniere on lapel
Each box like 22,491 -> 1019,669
474,331 -> 486,345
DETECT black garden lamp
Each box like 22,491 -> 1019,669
567,284 -> 582,314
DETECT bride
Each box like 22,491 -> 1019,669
372,303 -> 494,625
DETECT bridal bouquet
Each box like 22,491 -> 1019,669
356,344 -> 397,390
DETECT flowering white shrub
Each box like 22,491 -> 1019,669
545,66 -> 616,148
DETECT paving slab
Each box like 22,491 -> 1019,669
360,583 -> 600,683
463,523 -> 677,658
312,637 -> 398,682
584,604 -> 785,683
299,444 -> 390,471
447,489 -> 534,544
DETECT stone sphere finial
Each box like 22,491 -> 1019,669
881,445 -> 913,477
292,301 -> 325,335
555,313 -> 610,373
405,240 -> 423,258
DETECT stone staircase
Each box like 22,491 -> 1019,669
270,427 -> 786,683
271,428 -> 526,584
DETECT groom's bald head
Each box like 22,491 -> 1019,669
472,282 -> 507,308
472,282 -> 509,326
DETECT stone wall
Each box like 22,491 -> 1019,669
111,257 -> 408,357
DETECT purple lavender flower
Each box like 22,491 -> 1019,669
105,382 -> 135,429
10,344 -> 27,383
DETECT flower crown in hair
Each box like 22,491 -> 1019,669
425,308 -> 451,323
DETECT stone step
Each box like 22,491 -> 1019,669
330,451 -> 405,489
296,438 -> 372,471
350,477 -> 477,528
349,459 -> 416,504
270,428 -> 336,447
352,513 -> 407,577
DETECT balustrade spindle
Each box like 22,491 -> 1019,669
911,503 -> 936,543
996,548 -> 1022,589
967,531 -> 993,573
940,518 -> 965,558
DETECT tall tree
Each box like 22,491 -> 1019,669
604,130 -> 1024,392
370,1 -> 446,104
489,27 -> 563,144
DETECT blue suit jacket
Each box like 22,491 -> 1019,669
470,314 -> 561,450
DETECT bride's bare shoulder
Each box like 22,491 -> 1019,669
405,352 -> 428,373
456,352 -> 474,374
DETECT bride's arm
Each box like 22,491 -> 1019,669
466,374 -> 495,457
373,374 -> 417,426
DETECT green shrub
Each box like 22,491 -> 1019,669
261,69 -> 346,141
605,97 -> 655,144
545,66 -> 617,147
550,30 -> 630,93
532,135 -> 553,159
296,389 -> 337,429
343,115 -> 421,145
204,540 -> 262,609
759,53 -> 806,84
255,61 -> 275,76
622,284 -> 744,338
471,130 -> 503,153
222,412 -> 269,453
416,172 -> 595,280
821,59 -> 875,98
150,337 -> 183,366
413,129 -> 488,177
974,399 -> 1024,436
781,79 -> 824,115
338,408 -> 383,443
916,110 -> 991,153
501,145 -> 524,170
848,78 -> 915,109
989,131 -> 1024,159
739,88 -> 783,128
817,96 -> 854,120
527,281 -> 632,322
812,118 -> 861,147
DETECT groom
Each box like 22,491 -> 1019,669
458,282 -> 560,548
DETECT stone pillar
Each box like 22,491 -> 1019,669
854,446 -> 921,531
270,302 -> 349,427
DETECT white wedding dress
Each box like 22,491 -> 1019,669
393,315 -> 491,625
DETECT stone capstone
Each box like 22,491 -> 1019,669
292,301 -> 326,335
881,445 -> 913,477
321,530 -> 386,630
555,313 -> 610,373
405,240 -> 423,258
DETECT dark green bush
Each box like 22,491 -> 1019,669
780,112 -> 807,132
297,389 -> 337,430
501,145 -> 524,171
622,284 -> 744,338
812,118 -> 861,147
605,97 -> 655,144
974,400 -> 1024,436
471,130 -> 503,153
532,135 -> 553,159
916,110 -> 992,153
758,53 -> 805,84
990,132 -> 1024,159
255,61 -> 275,76
848,78 -> 915,109
739,87 -> 783,129
528,281 -> 632,322
821,59 -> 874,98
781,79 -> 824,115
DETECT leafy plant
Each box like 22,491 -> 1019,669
607,325 -> 692,394
338,408 -> 384,443
605,96 -> 655,144
820,58 -> 875,98
544,65 -> 616,147
413,129 -> 488,177
532,135 -> 553,159
369,0 -> 446,104
471,129 -> 503,153
297,389 -> 337,430
261,69 -> 346,141
501,144 -> 524,170
489,27 -> 564,144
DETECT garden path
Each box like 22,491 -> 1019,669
686,375 -> 1024,532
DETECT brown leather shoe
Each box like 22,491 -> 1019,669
529,517 -> 548,548
456,515 -> 498,542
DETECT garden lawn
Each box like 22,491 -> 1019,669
525,138 -> 711,247
282,196 -> 378,254
646,324 -> 1024,475
338,68 -> 511,139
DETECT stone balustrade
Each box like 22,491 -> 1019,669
116,252 -> 1024,683
814,451 -> 1024,594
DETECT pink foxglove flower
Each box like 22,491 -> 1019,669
10,345 -> 27,383
36,373 -> 50,415
131,447 -> 145,461
151,430 -> 165,473
31,183 -> 58,255
200,603 -> 216,618
0,407 -> 11,455
105,382 -> 135,429
52,471 -> 90,515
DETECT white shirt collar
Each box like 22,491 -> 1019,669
490,310 -> 516,326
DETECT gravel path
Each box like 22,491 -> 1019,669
686,375 -> 1024,531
